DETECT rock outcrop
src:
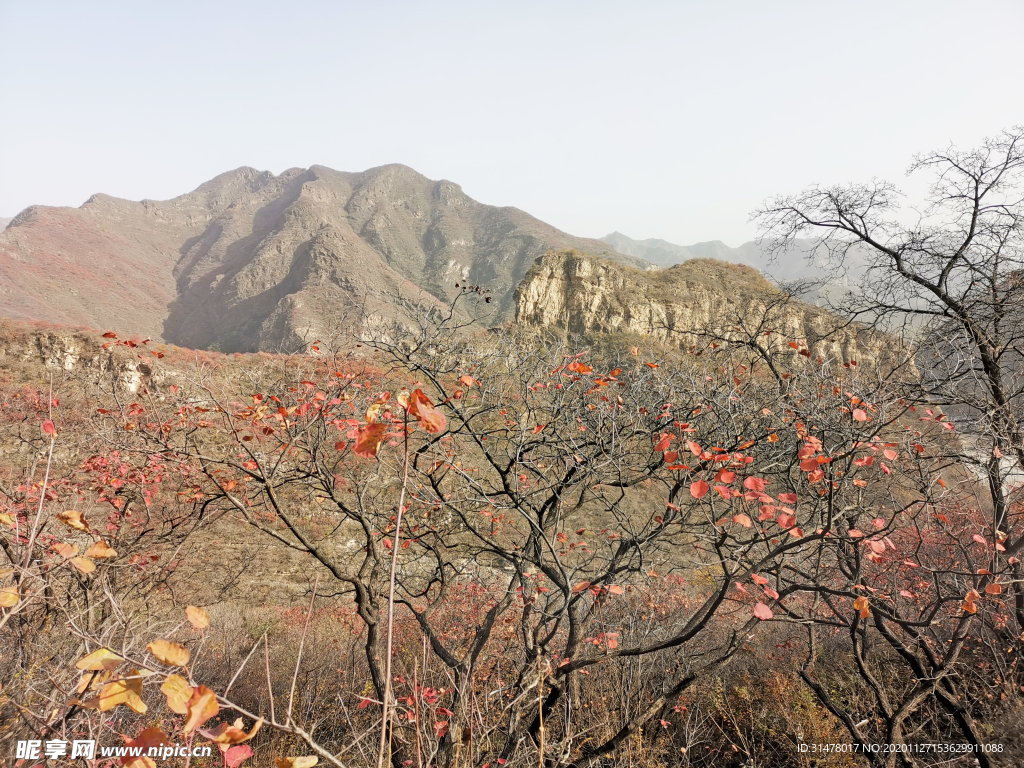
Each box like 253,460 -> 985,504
0,320 -> 163,394
515,250 -> 886,364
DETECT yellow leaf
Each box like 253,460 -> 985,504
125,689 -> 148,714
0,513 -> 14,526
97,672 -> 146,712
76,648 -> 123,671
85,541 -> 118,559
0,587 -> 18,608
161,674 -> 193,715
148,639 -> 190,667
276,758 -> 319,768
183,685 -> 219,733
77,669 -> 112,694
186,605 -> 210,630
57,510 -> 89,531
71,557 -> 96,574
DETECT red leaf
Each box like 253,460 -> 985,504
778,492 -> 798,504
852,409 -> 868,421
751,574 -> 768,586
689,480 -> 709,499
224,745 -> 253,768
532,424 -> 546,434
743,476 -> 766,492
763,587 -> 779,600
42,420 -> 56,437
753,602 -> 773,620
732,513 -> 752,528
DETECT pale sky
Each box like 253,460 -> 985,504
1,0 -> 1022,246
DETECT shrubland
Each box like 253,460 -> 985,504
0,300 -> 1019,768
2,128 -> 1024,768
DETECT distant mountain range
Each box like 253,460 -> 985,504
0,165 -> 648,351
600,231 -> 869,307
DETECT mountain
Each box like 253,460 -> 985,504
0,218 -> 11,231
516,250 -> 885,364
601,231 -> 869,303
0,165 -> 649,352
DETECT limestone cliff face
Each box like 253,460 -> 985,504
0,322 -> 163,394
515,251 -> 884,363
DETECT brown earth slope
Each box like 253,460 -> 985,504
0,165 -> 647,351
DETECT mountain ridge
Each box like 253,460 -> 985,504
0,165 -> 650,351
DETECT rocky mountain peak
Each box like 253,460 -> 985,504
0,165 -> 649,352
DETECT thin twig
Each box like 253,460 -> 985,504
288,574 -> 320,725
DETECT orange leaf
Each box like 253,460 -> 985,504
459,375 -> 479,388
984,583 -> 1003,595
122,727 -> 170,768
532,424 -> 545,434
608,585 -> 624,595
353,422 -> 388,458
57,510 -> 90,531
85,541 -> 118,559
183,685 -> 219,733
408,389 -> 446,433
852,409 -> 867,422
853,596 -> 870,618
199,717 -> 263,745
53,542 -> 78,558
71,557 -> 96,574
147,639 -> 190,667
732,514 -> 752,528
572,581 -> 592,593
